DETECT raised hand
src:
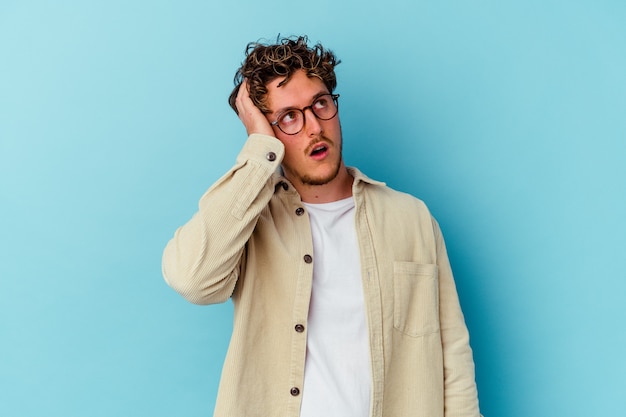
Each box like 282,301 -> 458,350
235,80 -> 275,137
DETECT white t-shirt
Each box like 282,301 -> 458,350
299,197 -> 371,417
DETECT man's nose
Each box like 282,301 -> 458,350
303,108 -> 323,136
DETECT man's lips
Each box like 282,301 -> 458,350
306,139 -> 333,160
310,143 -> 328,156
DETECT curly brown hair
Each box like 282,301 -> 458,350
228,35 -> 340,114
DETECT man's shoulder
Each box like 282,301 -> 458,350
371,183 -> 430,213
350,167 -> 432,216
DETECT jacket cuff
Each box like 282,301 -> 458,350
236,134 -> 285,168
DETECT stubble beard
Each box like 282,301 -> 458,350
298,132 -> 344,186
300,159 -> 342,186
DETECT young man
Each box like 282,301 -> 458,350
162,36 -> 481,417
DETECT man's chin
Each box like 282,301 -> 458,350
302,176 -> 335,186
300,164 -> 342,186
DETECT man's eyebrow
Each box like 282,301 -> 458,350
271,90 -> 330,117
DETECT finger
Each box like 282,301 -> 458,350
235,79 -> 252,114
232,79 -> 273,136
236,80 -> 262,122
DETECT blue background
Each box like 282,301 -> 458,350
1,1 -> 625,416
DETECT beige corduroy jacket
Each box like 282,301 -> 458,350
162,134 -> 481,417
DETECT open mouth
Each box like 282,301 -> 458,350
310,144 -> 328,157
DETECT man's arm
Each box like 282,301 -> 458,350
162,82 -> 282,305
434,219 -> 482,416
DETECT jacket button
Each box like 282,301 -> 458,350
290,387 -> 300,396
294,324 -> 305,333
266,152 -> 276,161
303,254 -> 313,264
295,207 -> 304,216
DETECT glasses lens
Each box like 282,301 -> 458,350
278,110 -> 304,135
312,95 -> 338,120
275,94 -> 339,135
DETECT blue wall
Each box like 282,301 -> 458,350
1,1 -> 625,416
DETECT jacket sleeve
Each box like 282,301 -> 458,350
433,218 -> 482,417
162,134 -> 285,305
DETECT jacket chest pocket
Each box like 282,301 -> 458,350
393,262 -> 440,337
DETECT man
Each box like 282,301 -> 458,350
162,36 -> 481,417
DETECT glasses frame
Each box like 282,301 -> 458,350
270,94 -> 340,135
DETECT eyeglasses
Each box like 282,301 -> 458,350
270,94 -> 340,135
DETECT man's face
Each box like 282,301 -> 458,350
264,70 -> 344,188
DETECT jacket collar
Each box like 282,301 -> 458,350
272,166 -> 386,195
348,167 -> 386,187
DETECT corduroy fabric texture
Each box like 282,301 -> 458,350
163,134 -> 481,417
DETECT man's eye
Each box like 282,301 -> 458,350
313,97 -> 329,109
280,110 -> 300,125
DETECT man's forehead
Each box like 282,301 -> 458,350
265,72 -> 328,113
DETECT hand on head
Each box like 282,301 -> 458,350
235,80 -> 275,137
